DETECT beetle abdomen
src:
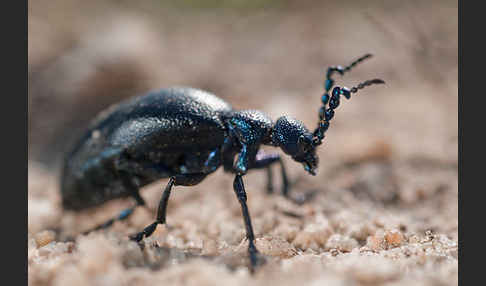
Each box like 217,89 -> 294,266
61,87 -> 233,210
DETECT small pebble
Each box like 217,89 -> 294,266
384,230 -> 404,247
325,234 -> 358,252
35,230 -> 56,248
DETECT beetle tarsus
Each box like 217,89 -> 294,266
248,243 -> 267,273
129,232 -> 144,243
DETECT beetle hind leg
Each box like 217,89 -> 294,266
81,175 -> 147,235
82,196 -> 145,234
83,204 -> 141,234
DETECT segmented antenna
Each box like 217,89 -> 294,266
323,53 -> 373,92
312,54 -> 385,146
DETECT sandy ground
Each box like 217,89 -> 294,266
28,1 -> 458,285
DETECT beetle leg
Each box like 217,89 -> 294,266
82,201 -> 143,234
251,151 -> 290,197
83,205 -> 139,234
118,172 -> 147,206
130,177 -> 174,242
222,147 -> 238,173
266,166 -> 273,194
130,173 -> 208,242
202,148 -> 222,173
233,175 -> 266,272
82,174 -> 147,234
251,151 -> 316,204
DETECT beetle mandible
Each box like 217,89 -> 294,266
61,54 -> 384,270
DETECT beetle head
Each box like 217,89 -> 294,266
271,116 -> 319,175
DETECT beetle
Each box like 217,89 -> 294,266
61,54 -> 384,270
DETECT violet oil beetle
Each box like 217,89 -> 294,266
61,54 -> 385,270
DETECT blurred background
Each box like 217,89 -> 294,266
28,1 -> 458,285
28,0 -> 457,169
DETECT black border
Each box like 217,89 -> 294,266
8,0 -> 28,284
459,0 -> 481,284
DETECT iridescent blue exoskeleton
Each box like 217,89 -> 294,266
61,54 -> 384,271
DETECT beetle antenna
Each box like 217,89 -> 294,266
312,78 -> 385,146
311,54 -> 384,147
323,53 -> 373,92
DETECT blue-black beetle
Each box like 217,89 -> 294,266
61,54 -> 384,270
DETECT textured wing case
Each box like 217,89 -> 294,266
61,87 -> 232,209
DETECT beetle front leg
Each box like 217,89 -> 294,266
250,151 -> 317,204
233,142 -> 261,175
233,174 -> 266,272
234,145 -> 251,174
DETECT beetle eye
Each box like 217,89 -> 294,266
298,134 -> 313,152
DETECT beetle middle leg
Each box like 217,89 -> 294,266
129,177 -> 174,242
130,173 -> 207,242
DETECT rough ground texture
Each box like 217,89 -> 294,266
28,0 -> 457,285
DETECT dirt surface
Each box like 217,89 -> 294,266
28,1 -> 458,285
